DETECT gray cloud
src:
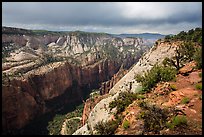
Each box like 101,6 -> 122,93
2,2 -> 202,34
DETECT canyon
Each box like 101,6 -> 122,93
2,27 -> 201,135
2,27 -> 152,134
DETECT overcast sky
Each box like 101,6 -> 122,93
2,2 -> 202,35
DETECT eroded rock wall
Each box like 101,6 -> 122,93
2,59 -> 124,133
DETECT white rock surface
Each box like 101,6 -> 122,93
73,41 -> 178,135
7,51 -> 38,62
72,124 -> 91,135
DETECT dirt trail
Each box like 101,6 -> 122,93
60,117 -> 82,135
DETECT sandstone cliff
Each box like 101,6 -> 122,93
73,39 -> 180,135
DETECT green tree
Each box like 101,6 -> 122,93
162,47 -> 184,71
193,47 -> 202,69
162,42 -> 195,70
167,28 -> 202,44
198,37 -> 202,45
135,64 -> 177,91
94,120 -> 120,135
177,31 -> 187,40
164,35 -> 171,41
180,42 -> 195,61
188,29 -> 194,35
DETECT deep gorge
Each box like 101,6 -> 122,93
2,27 -> 151,134
2,56 -> 139,135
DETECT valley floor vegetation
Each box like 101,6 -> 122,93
47,104 -> 84,135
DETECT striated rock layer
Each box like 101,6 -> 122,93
2,59 -> 123,133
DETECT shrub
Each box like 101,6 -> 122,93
109,92 -> 138,114
195,83 -> 202,90
138,101 -> 169,133
123,120 -> 130,129
174,115 -> 187,125
135,64 -> 177,92
138,89 -> 146,94
180,42 -> 195,61
47,104 -> 84,135
170,84 -> 177,91
181,97 -> 190,104
94,119 -> 120,135
166,115 -> 187,129
137,95 -> 145,99
65,118 -> 81,134
47,114 -> 66,135
166,122 -> 174,130
193,47 -> 202,69
135,85 -> 145,94
160,66 -> 177,81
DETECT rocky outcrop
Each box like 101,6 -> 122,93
73,40 -> 179,135
178,61 -> 196,75
162,88 -> 200,107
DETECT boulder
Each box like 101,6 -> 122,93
179,61 -> 196,75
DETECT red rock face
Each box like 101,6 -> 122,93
99,65 -> 128,95
30,63 -> 73,100
2,59 -> 124,133
80,67 -> 129,127
2,79 -> 41,133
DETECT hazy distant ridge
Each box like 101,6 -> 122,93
112,33 -> 166,40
